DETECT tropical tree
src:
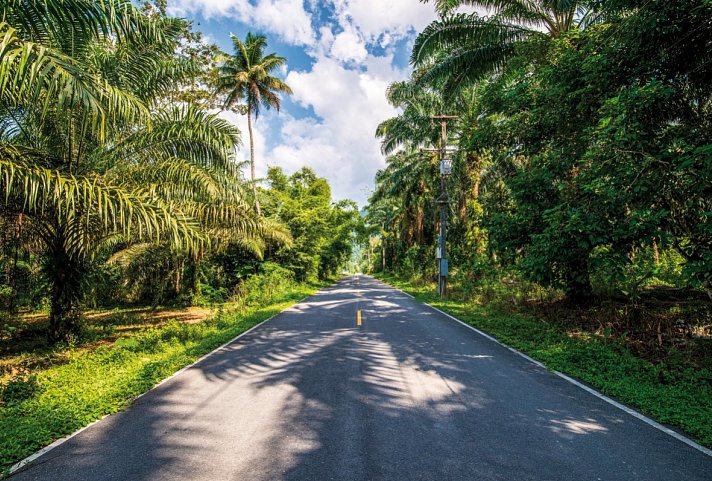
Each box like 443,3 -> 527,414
0,1 -> 271,340
103,105 -> 293,306
263,167 -> 360,281
217,32 -> 293,215
473,0 -> 712,299
376,78 -> 445,155
413,0 -> 590,96
1,1 -> 182,339
372,152 -> 437,256
375,74 -> 490,273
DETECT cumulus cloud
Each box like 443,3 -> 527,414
271,55 -> 404,205
217,110 -> 269,173
168,0 -> 315,45
330,0 -> 436,45
216,54 -> 401,206
170,0 -> 449,205
330,28 -> 368,63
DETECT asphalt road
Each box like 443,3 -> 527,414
10,276 -> 712,480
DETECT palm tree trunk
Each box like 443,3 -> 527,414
247,107 -> 261,215
652,237 -> 660,265
46,234 -> 84,343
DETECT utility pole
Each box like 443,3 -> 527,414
432,115 -> 457,297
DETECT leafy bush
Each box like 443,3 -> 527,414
590,245 -> 688,299
194,283 -> 228,306
399,245 -> 433,280
1,374 -> 40,404
239,262 -> 296,306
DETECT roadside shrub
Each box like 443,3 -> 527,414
590,245 -> 688,299
195,283 -> 228,306
1,374 -> 40,404
241,262 -> 296,306
399,246 -> 433,280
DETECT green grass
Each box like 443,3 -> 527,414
0,283 -> 321,475
376,274 -> 712,449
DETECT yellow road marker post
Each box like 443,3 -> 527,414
356,274 -> 363,327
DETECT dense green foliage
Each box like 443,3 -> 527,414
475,1 -> 711,299
0,1 -> 360,342
369,0 -> 711,301
264,167 -> 361,281
413,0 -> 585,97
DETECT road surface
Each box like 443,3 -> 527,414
10,276 -> 712,480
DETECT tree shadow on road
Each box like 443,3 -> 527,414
10,277 -> 710,481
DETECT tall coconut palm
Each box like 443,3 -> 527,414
217,32 -> 292,215
413,0 -> 590,96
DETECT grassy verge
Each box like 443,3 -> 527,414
0,283 -> 322,474
1,306 -> 218,383
376,273 -> 712,449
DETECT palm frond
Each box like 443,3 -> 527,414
104,105 -> 241,174
412,13 -> 539,66
0,156 -> 204,255
0,21 -> 148,139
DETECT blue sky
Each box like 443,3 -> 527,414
165,0 -> 443,207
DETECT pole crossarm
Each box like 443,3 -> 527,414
435,193 -> 449,204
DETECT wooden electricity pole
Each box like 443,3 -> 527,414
432,116 -> 457,297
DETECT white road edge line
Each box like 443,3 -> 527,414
8,295 -> 314,476
374,277 -> 712,458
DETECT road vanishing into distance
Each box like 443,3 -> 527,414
10,276 -> 712,480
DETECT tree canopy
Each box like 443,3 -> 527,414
368,0 -> 712,301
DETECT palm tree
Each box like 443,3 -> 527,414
375,73 -> 493,264
413,0 -> 589,96
372,151 -> 438,250
0,1 -> 274,340
217,32 -> 293,215
376,79 -> 446,155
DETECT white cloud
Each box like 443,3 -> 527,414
330,28 -> 368,63
169,0 -> 455,205
331,0 -> 437,45
217,110 -> 269,176
217,53 -> 406,205
167,0 -> 315,45
269,54 -> 406,205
